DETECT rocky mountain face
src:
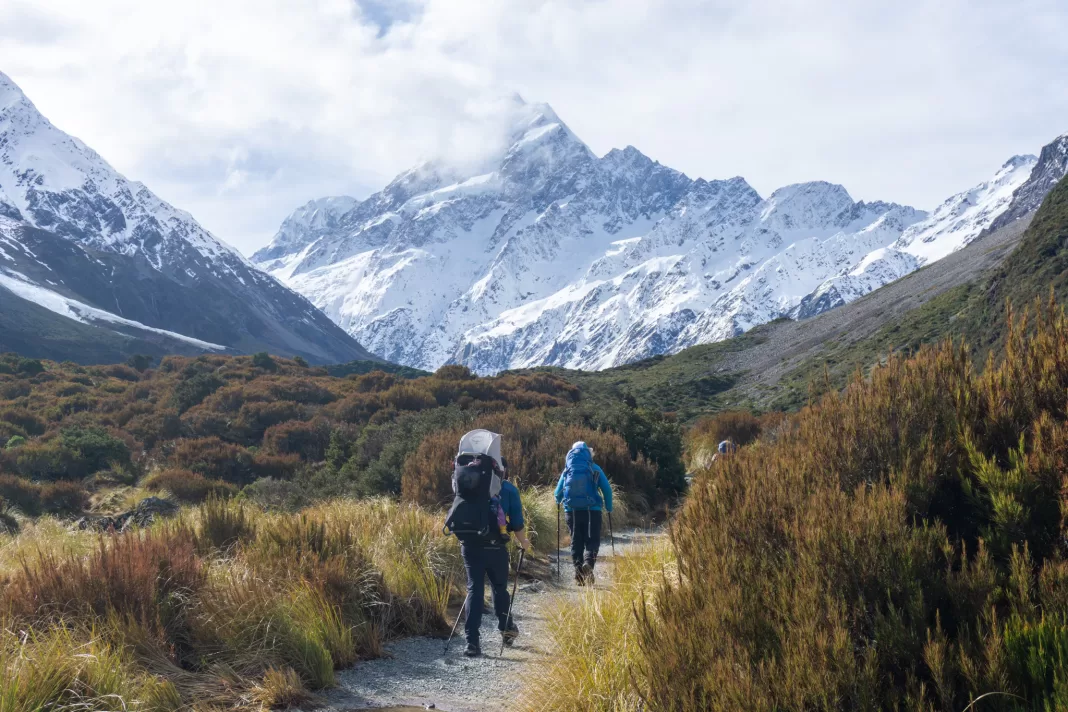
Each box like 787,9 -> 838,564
0,71 -> 376,365
987,135 -> 1068,234
257,99 -> 1067,374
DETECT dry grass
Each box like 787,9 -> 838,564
521,536 -> 676,712
0,497 -> 466,709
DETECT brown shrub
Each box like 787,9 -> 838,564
169,437 -> 253,484
401,411 -> 658,507
180,408 -> 233,439
0,407 -> 46,436
237,400 -> 306,438
688,410 -> 762,450
96,364 -> 142,382
250,452 -> 302,481
381,384 -> 437,412
262,377 -> 337,405
200,384 -> 248,412
125,410 -> 181,450
347,371 -> 396,393
39,480 -> 90,515
263,418 -> 331,461
330,392 -> 383,422
632,301 -> 1068,711
0,473 -> 42,515
434,364 -> 475,381
143,468 -> 236,503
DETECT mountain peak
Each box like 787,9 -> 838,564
0,71 -> 29,111
761,181 -> 855,228
1003,154 -> 1039,170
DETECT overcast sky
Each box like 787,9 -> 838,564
2,0 -> 1067,255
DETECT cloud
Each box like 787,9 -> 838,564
1,0 -> 1066,255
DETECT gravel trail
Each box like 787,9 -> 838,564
319,529 -> 652,712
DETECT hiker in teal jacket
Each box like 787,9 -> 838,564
554,441 -> 613,585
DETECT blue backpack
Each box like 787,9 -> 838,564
562,447 -> 600,510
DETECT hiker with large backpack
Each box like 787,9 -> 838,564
554,441 -> 614,585
443,430 -> 531,658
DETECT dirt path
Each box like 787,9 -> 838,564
319,529 -> 654,712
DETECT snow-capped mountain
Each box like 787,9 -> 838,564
0,71 -> 376,364
800,153 -> 1040,313
257,98 -> 1066,373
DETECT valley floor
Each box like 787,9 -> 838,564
321,529 -> 656,712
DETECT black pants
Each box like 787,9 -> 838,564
566,509 -> 602,567
460,543 -> 511,643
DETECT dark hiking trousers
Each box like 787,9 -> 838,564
460,543 -> 511,644
566,509 -> 602,567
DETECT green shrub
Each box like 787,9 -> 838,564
242,477 -> 309,511
4,435 -> 26,450
171,372 -> 224,413
13,442 -> 90,481
252,352 -> 277,371
126,354 -> 154,371
60,425 -> 131,473
16,358 -> 44,375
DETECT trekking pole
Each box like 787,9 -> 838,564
608,510 -> 616,557
443,595 -> 468,655
499,547 -> 526,657
556,503 -> 561,580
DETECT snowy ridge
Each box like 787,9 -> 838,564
256,104 -> 1066,374
0,71 -> 375,364
0,268 -> 226,350
0,71 -> 249,270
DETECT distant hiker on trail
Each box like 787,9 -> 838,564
710,439 -> 737,465
555,441 -> 613,586
443,430 -> 531,658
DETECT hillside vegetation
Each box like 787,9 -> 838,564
0,352 -> 684,522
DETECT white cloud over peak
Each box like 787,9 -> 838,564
1,0 -> 1067,254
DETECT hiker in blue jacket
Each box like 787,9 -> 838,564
554,441 -> 614,585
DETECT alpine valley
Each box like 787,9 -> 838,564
0,71 -> 376,365
256,98 -> 1067,374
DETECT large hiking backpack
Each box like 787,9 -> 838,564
561,445 -> 600,510
443,432 -> 508,545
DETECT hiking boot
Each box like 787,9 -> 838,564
581,562 -> 595,586
502,625 -> 519,646
574,564 -> 586,585
463,641 -> 481,657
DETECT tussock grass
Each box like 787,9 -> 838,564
522,536 -> 676,711
0,497 -> 465,709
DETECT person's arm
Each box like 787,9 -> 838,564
503,483 -> 531,549
554,472 -> 565,504
595,466 -> 613,513
504,483 -> 526,532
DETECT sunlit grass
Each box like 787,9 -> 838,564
0,496 -> 466,709
522,536 -> 676,712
